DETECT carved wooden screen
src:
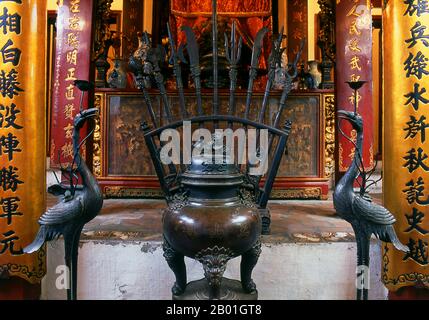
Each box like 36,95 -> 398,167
93,90 -> 333,199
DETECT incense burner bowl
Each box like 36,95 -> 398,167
162,155 -> 262,300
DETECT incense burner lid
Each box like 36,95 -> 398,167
181,131 -> 244,204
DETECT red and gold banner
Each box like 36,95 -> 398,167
0,0 -> 46,284
170,0 -> 272,68
50,0 -> 94,168
335,0 -> 374,173
287,0 -> 308,64
383,0 -> 429,291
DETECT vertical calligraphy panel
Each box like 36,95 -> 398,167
287,0 -> 308,63
0,0 -> 46,284
383,0 -> 429,290
335,0 -> 374,174
50,0 -> 94,167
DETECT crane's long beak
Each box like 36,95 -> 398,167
80,107 -> 98,119
337,110 -> 351,120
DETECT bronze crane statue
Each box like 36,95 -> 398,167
24,80 -> 103,300
333,106 -> 409,300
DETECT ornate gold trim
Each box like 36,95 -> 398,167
382,243 -> 429,290
324,94 -> 335,178
93,93 -> 103,177
104,186 -> 165,198
1,246 -> 46,285
270,188 -> 323,200
170,9 -> 272,18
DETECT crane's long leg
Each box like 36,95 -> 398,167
70,225 -> 84,300
353,227 -> 363,301
361,234 -> 371,300
64,230 -> 73,301
64,224 -> 84,300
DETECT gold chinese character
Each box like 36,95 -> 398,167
293,28 -> 303,40
350,74 -> 361,82
348,130 -> 358,160
292,12 -> 303,23
66,49 -> 78,66
66,33 -> 79,49
65,68 -> 77,81
65,84 -> 75,100
348,91 -> 362,105
63,123 -> 74,139
61,142 -> 74,159
348,38 -> 362,52
68,15 -> 80,31
64,103 -> 75,120
349,19 -> 361,36
347,4 -> 363,17
349,55 -> 362,71
70,0 -> 80,13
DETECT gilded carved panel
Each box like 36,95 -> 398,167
107,95 -> 160,176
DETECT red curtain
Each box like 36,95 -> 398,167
170,0 -> 272,68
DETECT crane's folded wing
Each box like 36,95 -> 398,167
352,195 -> 396,225
39,197 -> 84,225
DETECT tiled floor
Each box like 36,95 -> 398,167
46,192 -> 383,244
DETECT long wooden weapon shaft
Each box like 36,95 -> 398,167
258,29 -> 284,123
142,87 -> 158,127
152,66 -> 173,122
212,0 -> 219,114
254,38 -> 304,190
132,63 -> 157,127
273,39 -> 304,128
182,26 -> 203,115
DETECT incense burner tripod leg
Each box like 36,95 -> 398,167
240,239 -> 261,293
163,238 -> 187,295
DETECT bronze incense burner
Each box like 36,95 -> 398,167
132,0 -> 303,300
163,145 -> 262,299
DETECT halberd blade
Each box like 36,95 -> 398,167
181,25 -> 203,115
181,26 -> 200,66
245,27 -> 269,119
250,27 -> 269,69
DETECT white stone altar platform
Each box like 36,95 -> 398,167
40,195 -> 388,300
